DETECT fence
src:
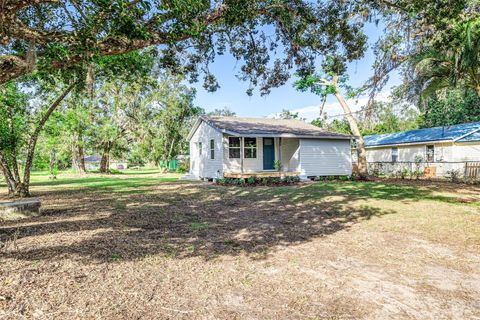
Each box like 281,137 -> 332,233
465,162 -> 480,180
367,161 -> 480,181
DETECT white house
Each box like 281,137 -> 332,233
363,121 -> 480,176
185,116 -> 353,180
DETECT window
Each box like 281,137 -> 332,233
391,147 -> 398,163
228,137 -> 241,158
244,137 -> 257,158
210,139 -> 215,159
198,142 -> 202,156
426,145 -> 434,162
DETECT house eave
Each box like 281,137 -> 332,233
221,132 -> 352,139
365,139 -> 453,149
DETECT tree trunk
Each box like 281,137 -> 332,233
49,150 -> 57,179
72,144 -> 79,172
100,144 -> 110,174
20,82 -> 76,197
333,90 -> 369,179
78,145 -> 86,173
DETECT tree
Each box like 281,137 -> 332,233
207,108 -> 236,117
275,109 -> 305,120
295,56 -> 369,179
416,88 -> 480,128
366,0 -> 478,114
131,75 -> 200,167
1,0 -> 369,94
0,80 -> 76,196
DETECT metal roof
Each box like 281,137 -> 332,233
364,121 -> 480,147
193,116 -> 352,139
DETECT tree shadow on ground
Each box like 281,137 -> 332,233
0,180 -> 465,265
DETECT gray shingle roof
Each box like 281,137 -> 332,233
201,116 -> 351,139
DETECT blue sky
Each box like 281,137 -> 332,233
191,22 -> 401,121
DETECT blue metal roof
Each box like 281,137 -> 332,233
364,121 -> 480,147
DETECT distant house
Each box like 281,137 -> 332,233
185,116 -> 353,180
84,155 -> 128,171
364,122 -> 480,163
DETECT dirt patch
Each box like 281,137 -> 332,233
1,175 -> 479,319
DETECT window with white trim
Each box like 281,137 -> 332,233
228,137 -> 241,158
426,145 -> 434,162
244,138 -> 257,158
391,147 -> 398,163
198,142 -> 202,156
210,139 -> 215,159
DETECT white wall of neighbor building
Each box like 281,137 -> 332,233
452,142 -> 480,161
298,139 -> 352,176
366,141 -> 480,163
189,121 -> 224,178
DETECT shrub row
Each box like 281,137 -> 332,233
216,176 -> 301,186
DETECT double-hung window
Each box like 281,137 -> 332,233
210,139 -> 215,159
198,142 -> 202,156
228,137 -> 241,158
244,138 -> 257,158
391,147 -> 398,163
426,145 -> 434,162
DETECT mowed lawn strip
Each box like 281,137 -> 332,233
1,171 -> 479,319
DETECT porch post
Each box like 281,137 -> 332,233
279,137 -> 282,171
241,136 -> 244,173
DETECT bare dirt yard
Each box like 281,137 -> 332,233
1,170 -> 480,319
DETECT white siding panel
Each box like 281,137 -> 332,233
299,139 -> 352,176
189,121 -> 223,178
452,142 -> 480,161
366,142 -> 455,162
281,138 -> 300,171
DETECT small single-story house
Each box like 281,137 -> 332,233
84,155 -> 128,171
364,121 -> 480,163
186,116 -> 353,180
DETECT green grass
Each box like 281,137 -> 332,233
1,168 -> 184,194
261,181 -> 480,207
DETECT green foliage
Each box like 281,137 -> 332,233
216,176 -> 301,186
417,88 -> 480,128
273,160 -> 283,172
207,108 -> 236,117
3,0 -> 372,95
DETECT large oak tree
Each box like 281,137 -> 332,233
1,0 -> 370,92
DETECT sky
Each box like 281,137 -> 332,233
191,22 -> 401,122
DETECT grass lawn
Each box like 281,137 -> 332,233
1,171 -> 480,319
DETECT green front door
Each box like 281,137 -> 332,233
263,138 -> 275,170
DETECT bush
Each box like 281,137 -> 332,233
176,161 -> 189,173
445,169 -> 462,183
247,176 -> 257,185
216,175 -> 301,186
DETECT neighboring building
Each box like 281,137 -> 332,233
84,155 -> 128,171
364,121 -> 480,163
185,116 -> 353,180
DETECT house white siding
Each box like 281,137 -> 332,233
366,142 -> 462,163
189,121 -> 224,178
281,138 -> 300,171
452,142 -> 480,161
298,139 -> 352,176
